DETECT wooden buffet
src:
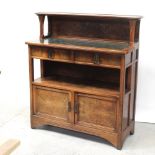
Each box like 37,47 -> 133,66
26,12 -> 142,149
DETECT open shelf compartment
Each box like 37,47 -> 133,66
33,61 -> 120,96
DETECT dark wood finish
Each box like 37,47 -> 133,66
26,12 -> 142,149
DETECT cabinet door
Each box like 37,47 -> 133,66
33,86 -> 72,123
74,93 -> 118,130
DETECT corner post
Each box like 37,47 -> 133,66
38,15 -> 45,40
117,55 -> 126,149
47,16 -> 52,37
129,20 -> 136,48
28,46 -> 34,128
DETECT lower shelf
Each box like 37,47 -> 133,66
33,76 -> 119,97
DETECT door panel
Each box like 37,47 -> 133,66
33,86 -> 72,123
75,93 -> 117,130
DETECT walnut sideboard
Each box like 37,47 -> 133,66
26,12 -> 142,149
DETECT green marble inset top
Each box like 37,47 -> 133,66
43,38 -> 129,50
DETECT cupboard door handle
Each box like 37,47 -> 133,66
94,53 -> 100,64
74,103 -> 79,114
48,50 -> 53,58
68,101 -> 71,112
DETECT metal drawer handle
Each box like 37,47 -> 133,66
74,102 -> 79,114
94,53 -> 100,64
68,101 -> 71,112
48,50 -> 53,58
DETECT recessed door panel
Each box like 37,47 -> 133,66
33,86 -> 72,123
75,93 -> 118,130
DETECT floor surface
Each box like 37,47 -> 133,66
0,107 -> 155,155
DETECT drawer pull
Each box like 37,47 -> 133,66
94,53 -> 100,64
68,101 -> 71,112
48,50 -> 53,58
74,102 -> 79,114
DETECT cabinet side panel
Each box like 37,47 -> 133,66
130,62 -> 137,122
122,94 -> 130,130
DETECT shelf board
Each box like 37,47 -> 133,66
33,76 -> 120,97
31,56 -> 121,69
46,38 -> 128,50
36,12 -> 143,20
26,37 -> 131,54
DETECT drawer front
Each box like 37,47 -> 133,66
31,47 -> 72,61
33,86 -> 71,123
75,93 -> 118,130
75,51 -> 121,67
74,52 -> 93,63
31,47 -> 48,58
100,53 -> 121,67
31,46 -> 121,67
52,49 -> 72,61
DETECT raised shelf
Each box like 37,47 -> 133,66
33,76 -> 119,97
